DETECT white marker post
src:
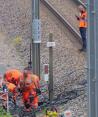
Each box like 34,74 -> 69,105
44,64 -> 49,82
47,33 -> 55,102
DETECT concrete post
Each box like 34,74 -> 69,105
48,33 -> 54,102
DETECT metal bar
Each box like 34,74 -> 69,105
49,33 -> 54,102
30,44 -> 32,64
32,0 -> 40,77
95,0 -> 98,116
87,0 -> 96,117
40,0 -> 81,43
6,92 -> 9,113
28,43 -> 32,68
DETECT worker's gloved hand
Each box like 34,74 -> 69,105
36,88 -> 41,95
17,88 -> 23,94
24,101 -> 31,109
13,99 -> 16,105
29,95 -> 34,103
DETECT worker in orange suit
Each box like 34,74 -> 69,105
4,69 -> 22,86
76,5 -> 87,52
31,74 -> 40,108
19,71 -> 40,111
22,67 -> 40,92
2,80 -> 17,105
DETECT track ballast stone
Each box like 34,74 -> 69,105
0,0 -> 87,116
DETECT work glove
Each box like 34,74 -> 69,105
36,88 -> 41,95
24,101 -> 31,109
75,15 -> 80,20
29,95 -> 34,103
17,88 -> 23,94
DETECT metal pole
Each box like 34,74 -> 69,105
87,0 -> 96,117
32,0 -> 41,76
28,43 -> 32,69
49,33 -> 54,102
95,0 -> 98,116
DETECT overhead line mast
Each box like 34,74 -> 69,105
88,0 -> 98,116
32,0 -> 41,77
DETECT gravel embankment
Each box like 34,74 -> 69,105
40,2 -> 87,117
0,0 -> 87,116
0,0 -> 32,70
40,2 -> 86,94
0,33 -> 24,70
47,0 -> 79,32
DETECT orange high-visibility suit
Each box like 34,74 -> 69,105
31,74 -> 40,108
76,9 -> 87,51
20,73 -> 40,109
79,11 -> 87,28
4,69 -> 22,86
7,82 -> 16,92
0,82 -> 16,101
7,82 -> 17,103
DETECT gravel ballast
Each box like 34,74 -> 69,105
0,0 -> 87,116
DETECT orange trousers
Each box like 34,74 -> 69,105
22,91 -> 38,108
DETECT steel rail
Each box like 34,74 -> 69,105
40,0 -> 82,43
74,0 -> 87,8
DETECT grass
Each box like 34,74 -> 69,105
13,36 -> 22,46
0,107 -> 12,117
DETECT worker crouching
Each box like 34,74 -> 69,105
19,71 -> 40,111
4,69 -> 22,86
2,80 -> 17,106
3,69 -> 22,105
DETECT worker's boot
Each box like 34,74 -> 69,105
79,48 -> 86,52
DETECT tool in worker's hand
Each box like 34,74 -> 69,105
75,15 -> 80,20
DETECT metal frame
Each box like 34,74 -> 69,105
87,0 -> 98,117
95,0 -> 98,116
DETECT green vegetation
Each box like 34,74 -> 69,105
0,107 -> 12,117
13,36 -> 22,46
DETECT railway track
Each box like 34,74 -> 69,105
0,1 -> 87,116
74,0 -> 86,8
45,0 -> 80,32
41,0 -> 87,40
40,0 -> 86,93
40,2 -> 87,116
40,0 -> 81,43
